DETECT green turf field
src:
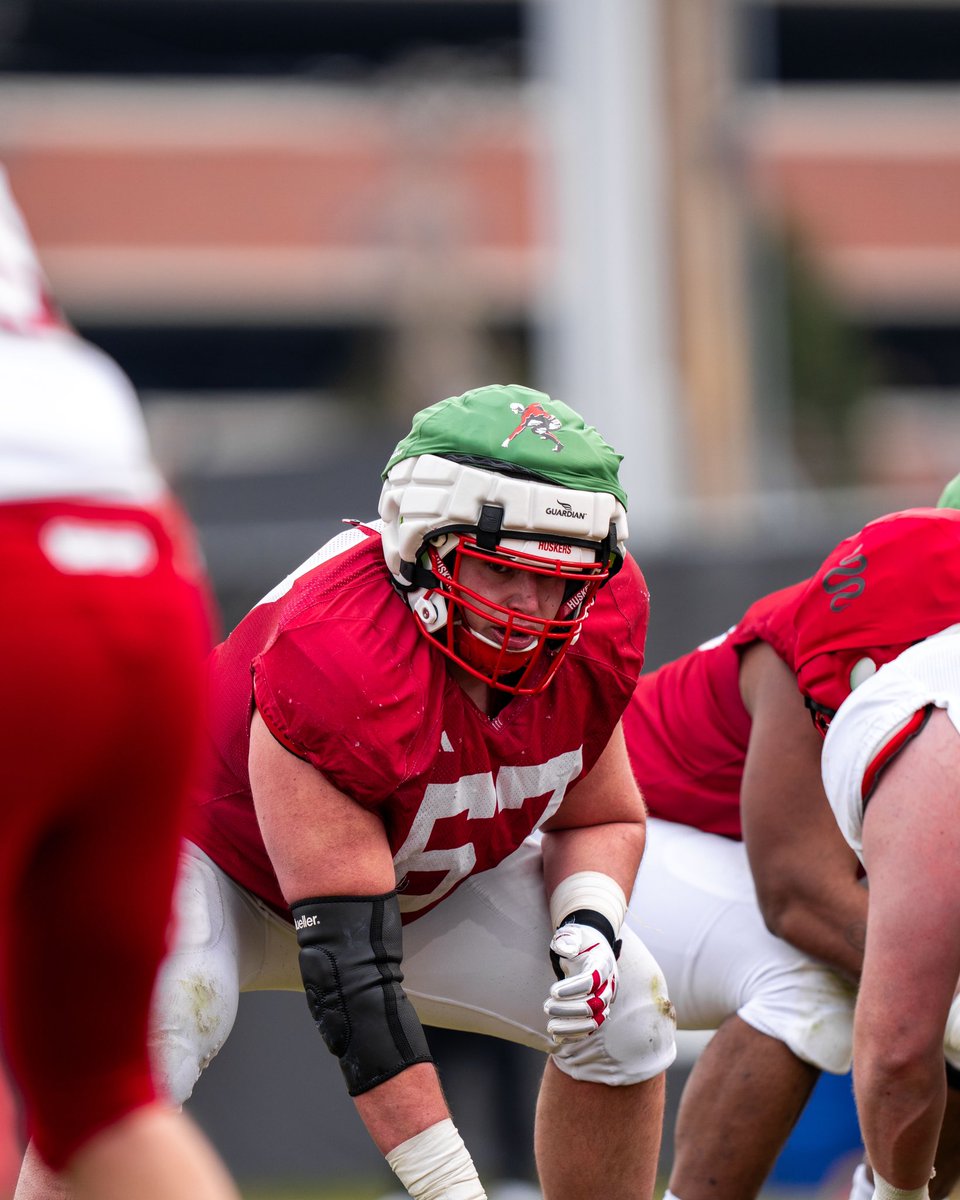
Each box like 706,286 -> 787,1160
240,1184 -> 825,1200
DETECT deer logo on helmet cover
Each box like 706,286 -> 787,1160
501,401 -> 565,453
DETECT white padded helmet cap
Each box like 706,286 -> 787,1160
378,453 -> 627,587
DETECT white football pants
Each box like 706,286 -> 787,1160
629,817 -> 857,1074
151,836 -> 677,1105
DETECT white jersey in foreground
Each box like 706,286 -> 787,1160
822,626 -> 960,863
0,163 -> 163,507
0,330 -> 163,506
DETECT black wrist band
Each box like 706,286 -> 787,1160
560,909 -> 621,956
550,908 -> 623,981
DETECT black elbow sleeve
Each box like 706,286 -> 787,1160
292,892 -> 433,1096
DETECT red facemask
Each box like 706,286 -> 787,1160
418,535 -> 611,695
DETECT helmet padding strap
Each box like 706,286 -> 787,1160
475,504 -> 504,551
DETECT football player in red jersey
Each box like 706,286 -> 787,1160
20,383 -> 677,1200
616,505 -> 960,1200
0,170 -> 241,1200
796,510 -> 960,1200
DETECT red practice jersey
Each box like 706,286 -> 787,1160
622,581 -> 808,839
189,525 -> 648,921
624,508 -> 960,840
794,508 -> 960,718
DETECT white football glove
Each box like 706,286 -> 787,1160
543,920 -> 620,1044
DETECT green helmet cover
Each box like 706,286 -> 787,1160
937,472 -> 960,510
382,383 -> 627,509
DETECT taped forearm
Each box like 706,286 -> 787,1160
548,870 -> 627,966
386,1119 -> 486,1200
549,870 -> 626,937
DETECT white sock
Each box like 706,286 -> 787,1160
850,1163 -> 874,1200
872,1172 -> 930,1200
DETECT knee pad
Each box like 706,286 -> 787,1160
293,893 -> 433,1096
738,959 -> 855,1074
550,927 -> 677,1085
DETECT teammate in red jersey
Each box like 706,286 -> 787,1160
796,509 -> 960,1200
0,169 -> 241,1200
618,507 -> 960,1200
21,383 -> 676,1200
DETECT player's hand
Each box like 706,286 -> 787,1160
543,921 -> 619,1043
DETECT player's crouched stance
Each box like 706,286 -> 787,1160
128,385 -> 673,1200
793,510 -> 960,1200
816,630 -> 960,1200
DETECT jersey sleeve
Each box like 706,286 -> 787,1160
794,509 -> 960,716
728,580 -> 808,667
564,553 -> 648,781
605,553 -> 649,684
252,611 -> 440,811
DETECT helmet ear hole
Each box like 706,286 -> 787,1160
415,597 -> 438,625
412,593 -> 446,633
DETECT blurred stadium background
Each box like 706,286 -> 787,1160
1,0 -> 958,1196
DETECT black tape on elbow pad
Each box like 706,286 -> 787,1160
291,892 -> 433,1096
